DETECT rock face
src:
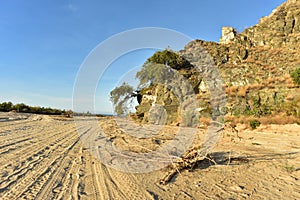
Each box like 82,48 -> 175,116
136,85 -> 180,125
243,0 -> 300,48
220,27 -> 238,44
135,0 -> 300,125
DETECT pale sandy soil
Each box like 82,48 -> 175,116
0,112 -> 299,200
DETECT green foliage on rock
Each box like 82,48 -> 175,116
145,49 -> 192,70
136,63 -> 174,88
135,49 -> 192,88
291,68 -> 300,86
245,96 -> 272,117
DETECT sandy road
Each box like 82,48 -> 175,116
0,112 -> 299,199
0,114 -> 153,200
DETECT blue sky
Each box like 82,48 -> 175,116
0,0 -> 286,113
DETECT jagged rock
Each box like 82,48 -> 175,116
220,27 -> 238,44
135,0 -> 300,125
243,0 -> 300,48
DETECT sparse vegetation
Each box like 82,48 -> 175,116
291,67 -> 300,86
282,162 -> 296,173
249,119 -> 261,129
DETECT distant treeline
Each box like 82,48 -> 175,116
0,101 -> 110,117
0,101 -> 72,116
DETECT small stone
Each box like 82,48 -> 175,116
230,185 -> 245,191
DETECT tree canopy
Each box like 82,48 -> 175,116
145,49 -> 192,70
135,63 -> 175,88
110,82 -> 134,116
136,49 -> 192,88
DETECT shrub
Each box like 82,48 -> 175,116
145,49 -> 192,70
291,68 -> 300,86
136,49 -> 193,88
237,86 -> 248,97
249,119 -> 261,129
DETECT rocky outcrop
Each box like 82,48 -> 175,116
243,0 -> 300,48
220,27 -> 238,44
135,0 -> 300,125
136,85 -> 180,125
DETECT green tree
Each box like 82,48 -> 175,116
136,49 -> 191,88
0,102 -> 13,111
110,82 -> 134,116
291,68 -> 300,86
136,63 -> 175,88
63,110 -> 73,117
13,103 -> 28,112
145,49 -> 192,70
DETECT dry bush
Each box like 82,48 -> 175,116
199,117 -> 211,128
258,113 -> 300,125
266,77 -> 277,84
237,86 -> 248,97
267,83 -> 276,89
284,75 -> 298,88
224,115 -> 255,129
287,83 -> 297,88
286,94 -> 295,101
225,113 -> 300,127
249,83 -> 263,90
278,77 -> 286,83
245,58 -> 256,64
225,86 -> 238,96
235,115 -> 254,125
285,78 -> 294,84
256,71 -> 265,76
264,65 -> 275,70
224,112 -> 300,131
224,115 -> 235,122
284,74 -> 291,79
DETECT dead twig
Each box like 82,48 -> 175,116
159,146 -> 210,185
159,147 -> 250,184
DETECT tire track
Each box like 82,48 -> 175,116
0,123 -> 89,199
56,145 -> 83,200
0,122 -> 86,169
79,121 -> 154,200
32,139 -> 79,199
18,126 -> 91,200
76,124 -> 103,200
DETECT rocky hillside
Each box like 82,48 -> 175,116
135,0 -> 300,126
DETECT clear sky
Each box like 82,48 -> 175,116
0,0 -> 286,114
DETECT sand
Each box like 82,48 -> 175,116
0,112 -> 299,199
